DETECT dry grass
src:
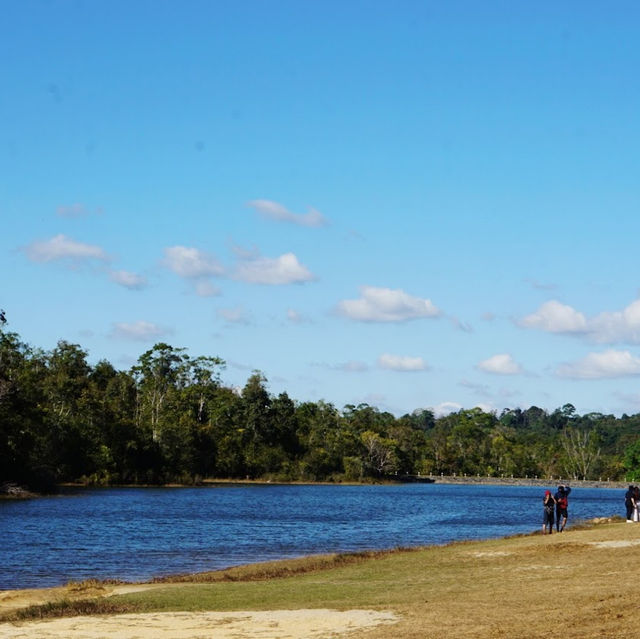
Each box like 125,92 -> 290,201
152,548 -> 410,583
3,598 -> 139,622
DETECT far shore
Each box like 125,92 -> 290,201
3,474 -> 631,499
421,474 -> 629,489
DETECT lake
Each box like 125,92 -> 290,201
0,483 -> 626,590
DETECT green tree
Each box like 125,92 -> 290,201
623,440 -> 640,481
42,341 -> 100,481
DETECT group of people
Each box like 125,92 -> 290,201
542,484 -> 571,534
624,485 -> 640,522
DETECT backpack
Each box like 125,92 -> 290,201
557,496 -> 568,509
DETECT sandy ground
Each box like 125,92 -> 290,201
0,608 -> 399,638
0,585 -> 398,638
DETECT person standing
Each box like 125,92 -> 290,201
543,490 -> 556,534
625,486 -> 635,522
554,485 -> 571,532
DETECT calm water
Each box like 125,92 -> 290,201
0,483 -> 624,590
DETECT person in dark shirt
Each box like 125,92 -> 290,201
625,485 -> 635,522
554,485 -> 571,532
543,490 -> 556,534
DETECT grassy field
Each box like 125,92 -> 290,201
2,517 -> 640,637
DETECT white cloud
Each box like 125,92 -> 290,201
24,234 -> 109,263
431,401 -> 463,417
247,199 -> 328,227
477,353 -> 522,375
163,246 -> 224,279
519,300 -> 588,334
234,252 -> 314,285
337,286 -> 440,322
556,350 -> 640,379
588,300 -> 640,344
520,299 -> 640,344
110,321 -> 168,341
377,353 -> 428,372
109,269 -> 148,290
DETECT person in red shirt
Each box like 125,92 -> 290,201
554,485 -> 571,532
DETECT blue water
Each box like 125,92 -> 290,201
0,483 -> 625,590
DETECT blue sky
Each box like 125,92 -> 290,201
3,1 -> 640,417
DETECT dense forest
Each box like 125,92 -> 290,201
2,324 -> 640,491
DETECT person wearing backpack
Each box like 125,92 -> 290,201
554,485 -> 571,532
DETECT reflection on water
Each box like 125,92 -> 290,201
0,483 -> 623,589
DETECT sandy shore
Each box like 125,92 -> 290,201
0,608 -> 399,638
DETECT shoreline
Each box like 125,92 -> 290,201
65,474 -> 632,489
3,474 -> 629,500
423,474 -> 629,489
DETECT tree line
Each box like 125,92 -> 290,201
2,328 -> 640,491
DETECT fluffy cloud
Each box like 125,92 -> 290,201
556,350 -> 640,379
337,286 -> 440,322
519,300 -> 588,334
24,234 -> 109,263
588,300 -> 640,344
377,353 -> 427,371
234,252 -> 314,285
520,299 -> 640,344
163,246 -> 224,279
247,199 -> 328,227
110,321 -> 168,341
109,269 -> 148,290
477,353 -> 522,375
